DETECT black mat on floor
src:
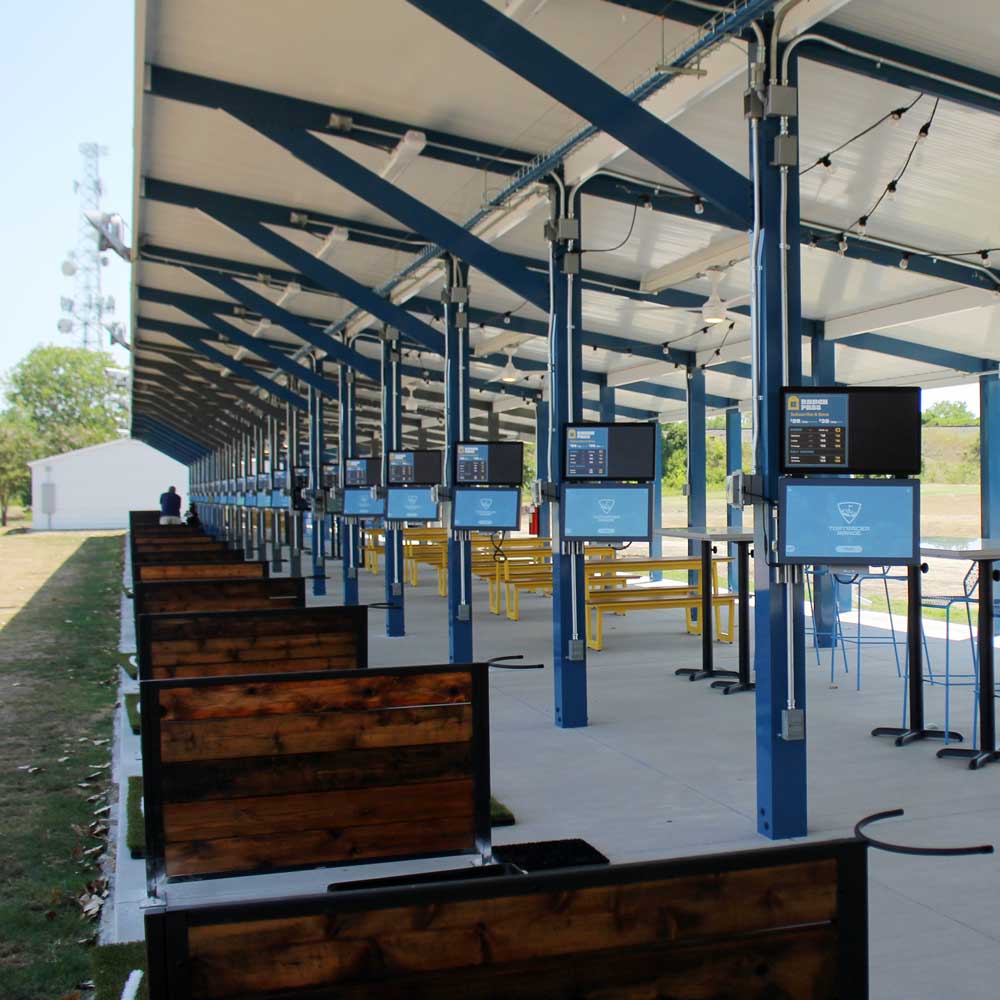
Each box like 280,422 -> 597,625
491,838 -> 609,872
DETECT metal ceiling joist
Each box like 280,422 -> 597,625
406,0 -> 756,229
836,332 -> 1000,374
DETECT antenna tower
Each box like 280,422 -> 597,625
59,142 -> 115,349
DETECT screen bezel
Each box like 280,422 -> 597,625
562,421 -> 658,482
344,456 -> 382,488
559,482 -> 654,543
385,486 -> 440,523
452,441 -> 524,487
450,486 -> 522,532
780,386 -> 921,476
342,487 -> 385,518
777,476 -> 919,566
386,449 -> 444,486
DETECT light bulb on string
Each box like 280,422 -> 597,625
886,180 -> 898,201
917,121 -> 931,140
692,196 -> 705,216
838,234 -> 849,255
856,215 -> 869,236
981,250 -> 992,267
819,155 -> 834,172
890,106 -> 907,121
899,253 -> 911,270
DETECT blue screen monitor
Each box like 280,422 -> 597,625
386,487 -> 439,522
452,487 -> 521,531
778,477 -> 919,566
343,488 -> 385,518
560,483 -> 653,542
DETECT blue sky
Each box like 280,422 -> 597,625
0,1 -> 978,415
0,0 -> 133,379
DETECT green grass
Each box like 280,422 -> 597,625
0,534 -> 123,1000
126,777 -> 145,859
124,693 -> 141,735
490,797 -> 516,827
91,941 -> 147,1000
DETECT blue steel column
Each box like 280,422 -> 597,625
725,406 -> 743,592
445,258 -> 473,662
752,36 -> 807,839
687,367 -> 707,601
339,366 -> 359,604
598,381 -> 615,423
535,399 -> 551,537
809,329 -> 837,645
309,357 -> 327,596
651,422 -> 663,573
551,183 -> 587,728
382,333 -> 405,636
982,373 -> 1000,540
287,398 -> 302,575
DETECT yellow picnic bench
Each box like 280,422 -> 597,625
586,556 -> 736,652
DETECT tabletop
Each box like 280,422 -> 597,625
921,538 -> 1000,561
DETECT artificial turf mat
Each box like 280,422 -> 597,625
91,941 -> 148,1000
124,693 -> 140,734
490,797 -> 515,826
126,776 -> 144,859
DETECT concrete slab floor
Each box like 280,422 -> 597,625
108,541 -> 1000,998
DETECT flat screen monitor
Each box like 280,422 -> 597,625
256,474 -> 270,490
343,487 -> 385,518
321,465 -> 338,489
387,450 -> 443,486
344,457 -> 381,487
564,423 -> 657,481
453,441 -> 523,486
386,487 -> 439,522
560,483 -> 653,542
452,487 -> 521,532
778,477 -> 919,566
781,387 -> 921,475
272,471 -> 287,490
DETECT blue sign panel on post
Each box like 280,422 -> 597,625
566,426 -> 609,478
784,392 -> 848,469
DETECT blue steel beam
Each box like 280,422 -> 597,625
227,115 -> 551,310
136,317 -> 309,411
186,266 -> 381,382
837,332 -> 1000,374
133,417 -> 203,463
148,65 -> 536,176
407,0 -> 755,229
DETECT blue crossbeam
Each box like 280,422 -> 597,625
407,0 -> 753,228
186,267 -> 381,382
839,332 -> 999,373
229,116 -> 550,310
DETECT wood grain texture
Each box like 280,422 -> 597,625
156,672 -> 472,722
137,563 -> 265,581
147,609 -> 361,642
160,704 -> 472,762
137,578 -> 303,615
160,742 -> 473,801
149,655 -> 362,680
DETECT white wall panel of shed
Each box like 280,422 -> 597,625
28,438 -> 188,531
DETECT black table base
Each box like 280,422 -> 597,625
871,725 -> 961,747
936,747 -> 1000,770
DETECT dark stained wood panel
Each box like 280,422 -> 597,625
137,563 -> 266,581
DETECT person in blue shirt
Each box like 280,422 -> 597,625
159,485 -> 183,525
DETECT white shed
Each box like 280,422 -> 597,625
28,438 -> 188,531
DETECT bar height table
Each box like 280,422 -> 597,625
657,528 -> 754,690
924,540 -> 1000,769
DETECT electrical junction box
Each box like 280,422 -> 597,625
544,218 -> 580,242
771,134 -> 798,167
781,708 -> 805,741
766,85 -> 798,118
562,251 -> 581,275
457,603 -> 471,622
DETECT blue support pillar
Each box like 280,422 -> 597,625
598,382 -> 615,423
687,367 -> 707,598
726,406 -> 743,593
309,357 -> 327,596
382,334 -> 405,636
751,37 -> 807,839
535,399 -> 551,537
338,368 -> 360,604
650,422 -> 663,577
551,185 -> 588,728
445,258 -> 473,662
982,373 -> 1000,539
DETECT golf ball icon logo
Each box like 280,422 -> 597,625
406,494 -> 418,507
837,501 -> 862,525
479,498 -> 494,510
598,498 -> 616,514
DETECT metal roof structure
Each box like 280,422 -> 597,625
130,0 -> 1000,459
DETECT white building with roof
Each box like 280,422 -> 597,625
28,438 -> 187,531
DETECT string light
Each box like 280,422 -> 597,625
692,196 -> 705,216
981,251 -> 992,266
820,155 -> 834,172
838,234 -> 849,255
899,253 -> 911,270
641,195 -> 653,211
886,180 -> 898,201
917,121 -> 931,141
857,215 -> 869,236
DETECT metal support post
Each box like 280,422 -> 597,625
339,367 -> 359,604
242,434 -> 254,559
551,183 -> 588,728
725,406 -> 743,593
287,398 -> 302,576
487,405 -> 500,439
445,258 -> 473,662
751,35 -> 807,839
687,366 -> 707,602
535,398 -> 550,537
254,424 -> 266,561
809,330 -> 837,645
269,416 -> 283,571
598,382 -> 615,423
382,333 -> 405,636
982,373 -> 1000,638
309,357 -> 327,596
651,421 -> 663,576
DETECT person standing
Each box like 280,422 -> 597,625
159,485 -> 183,525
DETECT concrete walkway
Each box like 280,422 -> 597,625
107,539 -> 1000,998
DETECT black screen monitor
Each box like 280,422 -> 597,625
451,487 -> 521,531
778,477 -> 919,566
321,465 -> 338,489
564,422 -> 657,481
344,457 -> 382,487
387,449 -> 443,486
453,441 -> 523,486
560,483 -> 653,542
781,387 -> 921,475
